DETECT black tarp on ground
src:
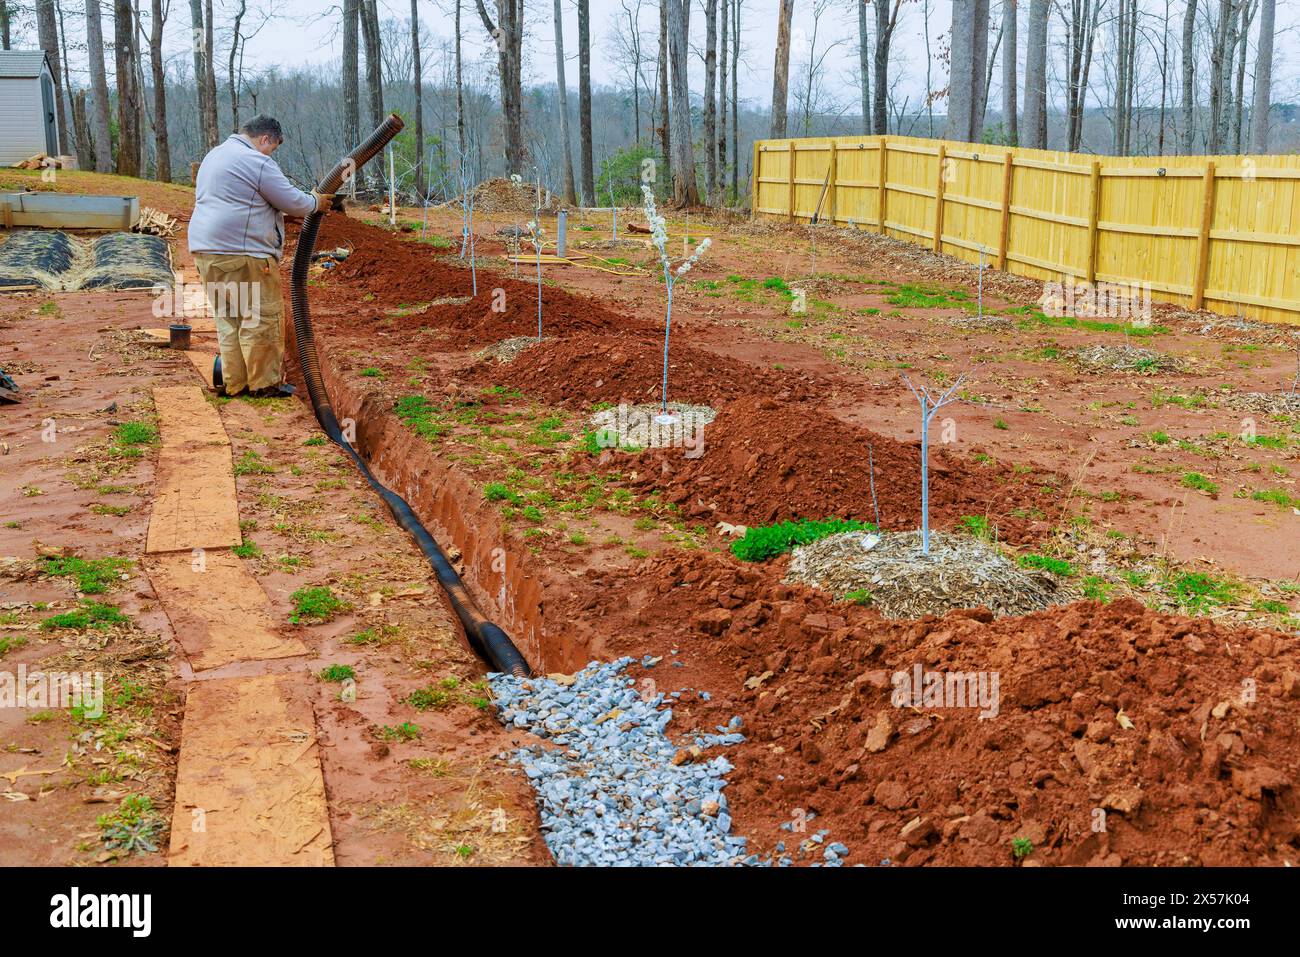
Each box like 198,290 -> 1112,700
0,230 -> 172,290
83,233 -> 174,289
0,231 -> 75,288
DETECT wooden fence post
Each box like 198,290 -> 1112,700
827,141 -> 838,225
877,137 -> 888,233
1192,162 -> 1217,311
787,141 -> 797,222
1086,160 -> 1102,284
933,144 -> 947,253
751,141 -> 761,213
997,152 -> 1014,271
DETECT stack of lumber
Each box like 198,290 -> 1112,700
136,206 -> 180,237
9,153 -> 76,171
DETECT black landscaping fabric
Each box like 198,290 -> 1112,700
0,230 -> 75,288
0,230 -> 172,290
83,233 -> 173,289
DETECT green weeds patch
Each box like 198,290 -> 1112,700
289,586 -> 349,624
732,517 -> 876,563
42,556 -> 132,594
41,600 -> 129,631
1164,573 -> 1240,614
1016,554 -> 1074,576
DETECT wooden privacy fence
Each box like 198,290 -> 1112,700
751,134 -> 1300,326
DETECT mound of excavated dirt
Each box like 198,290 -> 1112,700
471,333 -> 827,408
466,178 -> 557,214
623,550 -> 1300,866
632,395 -> 1058,543
300,215 -> 652,347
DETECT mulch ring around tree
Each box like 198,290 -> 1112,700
785,529 -> 1073,619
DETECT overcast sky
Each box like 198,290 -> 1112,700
35,0 -> 1300,117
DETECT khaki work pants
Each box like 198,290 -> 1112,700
193,253 -> 285,395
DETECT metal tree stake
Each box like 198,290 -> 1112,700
903,372 -> 967,555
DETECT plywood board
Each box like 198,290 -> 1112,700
184,351 -> 217,390
145,386 -> 240,553
144,550 -> 306,671
168,674 -> 334,867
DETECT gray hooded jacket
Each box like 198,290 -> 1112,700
188,134 -> 321,261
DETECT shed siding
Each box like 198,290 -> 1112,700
0,75 -> 48,165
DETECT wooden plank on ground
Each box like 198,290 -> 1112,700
184,351 -> 216,390
146,386 -> 240,553
168,674 -> 334,867
140,316 -> 218,338
144,551 -> 307,671
152,385 -> 225,445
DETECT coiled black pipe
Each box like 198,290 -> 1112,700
289,114 -> 531,678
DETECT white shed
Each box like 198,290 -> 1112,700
0,50 -> 61,166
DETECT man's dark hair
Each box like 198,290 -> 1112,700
239,115 -> 284,143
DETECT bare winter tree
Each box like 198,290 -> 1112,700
666,0 -> 698,203
730,0 -> 741,202
579,0 -> 595,203
361,0 -> 385,129
203,0 -> 218,137
553,0 -> 577,204
657,0 -> 671,182
770,0 -> 793,137
946,0 -> 990,142
1061,0 -> 1101,152
1,2 -> 10,49
225,1 -> 270,129
189,0 -> 217,150
454,0 -> 466,158
148,0 -> 171,179
1002,0 -> 1018,144
873,0 -> 902,135
474,0 -> 525,174
796,0 -> 848,135
1208,0 -> 1234,152
704,0 -> 718,199
1231,0 -> 1257,152
1250,0 -> 1275,152
1181,0 -> 1198,150
85,0 -> 113,170
343,0 -> 360,146
54,0 -> 88,161
411,0 -> 425,196
1114,0 -> 1138,154
858,0 -> 872,135
719,0 -> 728,192
35,0 -> 69,153
1023,0 -> 1048,148
114,0 -> 141,174
614,0 -> 648,146
1152,0 -> 1173,154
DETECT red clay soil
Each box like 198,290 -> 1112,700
626,395 -> 1059,541
597,550 -> 1300,866
291,212 -> 1300,866
471,332 -> 826,408
301,215 -> 654,347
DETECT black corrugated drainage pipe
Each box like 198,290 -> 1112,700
289,114 -> 531,678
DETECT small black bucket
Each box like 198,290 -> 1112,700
168,323 -> 192,351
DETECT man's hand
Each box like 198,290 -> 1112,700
311,190 -> 343,213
